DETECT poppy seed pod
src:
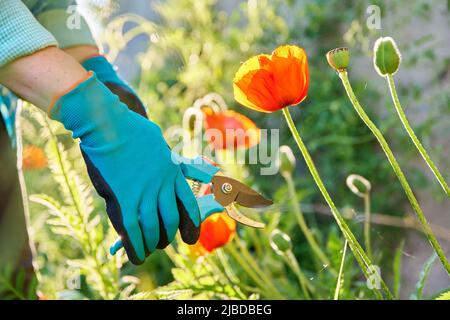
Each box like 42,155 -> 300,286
270,229 -> 292,255
373,37 -> 401,76
326,47 -> 350,72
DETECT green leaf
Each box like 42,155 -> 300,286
127,291 -> 155,300
412,253 -> 437,300
393,240 -> 405,298
436,290 -> 450,300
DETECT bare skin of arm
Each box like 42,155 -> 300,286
0,46 -> 88,110
63,45 -> 99,63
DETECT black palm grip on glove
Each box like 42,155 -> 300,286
104,82 -> 148,118
81,150 -> 144,265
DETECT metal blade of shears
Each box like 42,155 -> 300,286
226,205 -> 265,229
211,175 -> 273,208
211,175 -> 272,228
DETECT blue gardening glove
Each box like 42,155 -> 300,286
82,55 -> 202,258
81,55 -> 147,118
49,72 -> 201,265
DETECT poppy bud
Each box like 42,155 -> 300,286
326,47 -> 350,72
270,229 -> 292,255
373,37 -> 401,76
346,174 -> 371,198
278,145 -> 296,176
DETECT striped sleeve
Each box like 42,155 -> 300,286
0,0 -> 58,67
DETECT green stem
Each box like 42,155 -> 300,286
364,193 -> 372,260
281,108 -> 392,299
226,243 -> 284,299
216,249 -> 239,284
386,74 -> 450,197
334,240 -> 348,300
283,173 -> 333,271
339,71 -> 450,276
234,237 -> 285,298
203,254 -> 246,299
284,250 -> 312,299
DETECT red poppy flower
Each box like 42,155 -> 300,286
233,45 -> 309,113
203,107 -> 260,150
198,212 -> 236,252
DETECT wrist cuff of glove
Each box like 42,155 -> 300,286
81,55 -> 130,88
81,55 -> 147,117
47,71 -> 93,115
48,71 -> 133,146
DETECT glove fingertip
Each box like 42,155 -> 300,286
109,238 -> 123,255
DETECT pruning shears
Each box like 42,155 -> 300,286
110,156 -> 273,254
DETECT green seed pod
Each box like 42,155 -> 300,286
326,47 -> 350,72
373,37 -> 401,76
270,229 -> 292,255
278,145 -> 296,176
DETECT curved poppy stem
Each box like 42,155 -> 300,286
386,74 -> 450,198
281,108 -> 392,300
338,71 -> 450,276
363,193 -> 373,260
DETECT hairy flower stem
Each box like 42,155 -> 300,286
339,71 -> 450,275
386,74 -> 450,197
334,240 -> 348,300
364,193 -> 372,260
282,108 -> 392,300
283,173 -> 333,272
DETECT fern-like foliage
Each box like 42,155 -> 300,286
24,107 -> 122,299
436,290 -> 450,300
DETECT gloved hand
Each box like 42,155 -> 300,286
81,55 -> 147,118
49,72 -> 201,265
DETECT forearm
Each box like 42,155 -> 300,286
0,47 -> 88,110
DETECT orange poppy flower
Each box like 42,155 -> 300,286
233,45 -> 309,113
22,145 -> 47,170
203,107 -> 260,150
198,212 -> 236,252
189,185 -> 236,256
